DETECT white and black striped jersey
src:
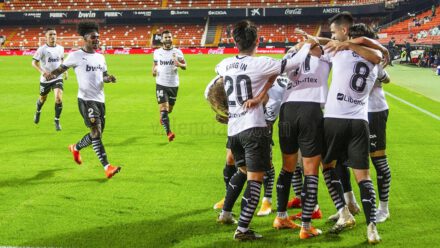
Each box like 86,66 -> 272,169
62,49 -> 108,103
216,43 -> 311,136
324,50 -> 378,122
265,75 -> 288,122
33,44 -> 64,83
153,47 -> 184,87
368,65 -> 389,113
283,53 -> 330,104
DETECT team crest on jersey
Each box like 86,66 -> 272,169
90,117 -> 96,123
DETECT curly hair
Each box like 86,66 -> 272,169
206,76 -> 229,123
77,22 -> 99,37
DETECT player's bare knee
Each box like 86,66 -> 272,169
238,167 -> 247,174
40,95 -> 48,102
370,150 -> 386,157
282,152 -> 298,172
226,149 -> 235,165
353,169 -> 371,183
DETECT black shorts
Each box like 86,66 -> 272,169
278,102 -> 324,157
156,84 -> 178,105
40,79 -> 63,96
226,138 -> 231,149
78,98 -> 106,130
368,110 -> 388,152
228,127 -> 271,172
323,118 -> 370,169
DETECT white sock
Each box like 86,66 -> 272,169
314,204 -> 320,211
263,197 -> 272,203
221,210 -> 232,217
344,191 -> 356,204
237,226 -> 249,233
378,201 -> 388,212
277,211 -> 288,218
302,221 -> 311,229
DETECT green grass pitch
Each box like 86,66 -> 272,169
0,54 -> 439,247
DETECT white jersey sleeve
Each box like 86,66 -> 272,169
265,76 -> 288,122
284,43 -> 312,77
368,65 -> 389,112
33,46 -> 44,61
63,51 -> 80,68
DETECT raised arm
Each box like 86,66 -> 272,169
349,37 -> 390,67
324,40 -> 382,65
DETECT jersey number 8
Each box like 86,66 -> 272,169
350,62 -> 370,93
224,75 -> 253,107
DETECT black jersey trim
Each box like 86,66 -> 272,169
280,59 -> 287,74
60,65 -> 69,70
80,48 -> 95,54
236,55 -> 248,59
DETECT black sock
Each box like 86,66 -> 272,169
292,165 -> 303,197
238,180 -> 262,228
263,166 -> 275,198
276,169 -> 293,212
75,133 -> 92,151
359,180 -> 377,225
91,138 -> 109,167
223,170 -> 247,212
55,102 -> 63,119
160,110 -> 171,134
323,168 -> 346,211
301,175 -> 319,223
336,160 -> 352,193
372,156 -> 391,202
36,99 -> 44,112
223,164 -> 237,193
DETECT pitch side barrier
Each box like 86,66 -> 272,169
0,47 -> 286,56
0,4 -> 385,21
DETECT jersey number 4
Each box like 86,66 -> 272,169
350,62 -> 370,93
225,75 -> 253,107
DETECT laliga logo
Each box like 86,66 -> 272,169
285,8 -> 302,15
78,11 -> 96,18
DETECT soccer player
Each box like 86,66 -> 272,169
273,42 -> 329,239
32,27 -> 66,131
329,24 -> 392,224
152,30 -> 187,142
45,22 -> 121,179
322,14 -> 383,243
215,20 -> 315,240
206,75 -> 278,217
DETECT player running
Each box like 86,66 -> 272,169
45,22 -> 121,179
32,27 -> 66,131
152,30 -> 187,142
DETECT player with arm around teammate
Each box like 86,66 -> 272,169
215,20 -> 316,240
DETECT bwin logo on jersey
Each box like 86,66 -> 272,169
86,64 -> 104,72
160,60 -> 175,66
48,57 -> 60,63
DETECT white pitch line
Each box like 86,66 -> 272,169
385,92 -> 440,121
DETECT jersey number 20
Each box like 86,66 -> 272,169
225,75 -> 253,106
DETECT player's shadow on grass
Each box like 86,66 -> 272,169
21,208 -> 219,247
0,168 -> 68,188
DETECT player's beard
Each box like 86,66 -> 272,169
163,41 -> 172,49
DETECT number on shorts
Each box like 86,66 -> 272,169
88,108 -> 94,118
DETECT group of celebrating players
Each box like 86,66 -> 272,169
31,11 -> 392,244
206,12 -> 392,244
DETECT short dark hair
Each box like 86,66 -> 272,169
162,30 -> 171,36
45,27 -> 56,33
349,23 -> 377,39
329,11 -> 354,27
233,20 -> 258,52
77,22 -> 99,37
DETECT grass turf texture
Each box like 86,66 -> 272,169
0,55 -> 439,247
